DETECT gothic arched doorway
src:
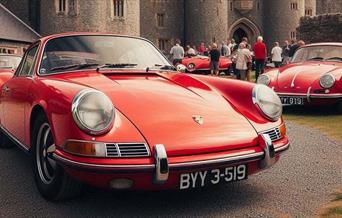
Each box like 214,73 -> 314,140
233,28 -> 248,44
228,18 -> 261,45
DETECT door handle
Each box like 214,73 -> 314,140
2,85 -> 10,93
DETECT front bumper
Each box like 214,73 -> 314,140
277,91 -> 342,105
52,134 -> 289,189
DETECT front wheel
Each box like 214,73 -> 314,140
32,114 -> 82,201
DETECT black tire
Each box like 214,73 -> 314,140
32,114 -> 82,201
0,129 -> 14,149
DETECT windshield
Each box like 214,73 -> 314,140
39,35 -> 172,74
0,55 -> 21,69
292,45 -> 342,63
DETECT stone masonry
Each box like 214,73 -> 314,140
297,14 -> 342,43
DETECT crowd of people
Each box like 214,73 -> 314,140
169,37 -> 306,82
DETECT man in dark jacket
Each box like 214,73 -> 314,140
209,43 -> 221,76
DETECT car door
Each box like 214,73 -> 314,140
1,45 -> 39,145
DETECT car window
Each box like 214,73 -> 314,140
17,46 -> 39,77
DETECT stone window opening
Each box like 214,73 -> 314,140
55,0 -> 68,14
257,1 -> 260,10
305,9 -> 313,16
113,0 -> 124,17
290,2 -> 298,10
158,39 -> 169,52
290,31 -> 296,39
230,1 -> 233,11
59,0 -> 66,12
156,13 -> 165,27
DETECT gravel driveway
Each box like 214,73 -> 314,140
0,122 -> 341,217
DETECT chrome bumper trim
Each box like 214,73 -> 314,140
52,153 -> 155,172
53,142 -> 290,172
278,93 -> 342,99
168,151 -> 264,170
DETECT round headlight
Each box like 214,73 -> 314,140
188,63 -> 195,69
72,89 -> 115,135
257,74 -> 271,86
319,74 -> 335,88
252,85 -> 282,121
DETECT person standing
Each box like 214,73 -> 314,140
271,42 -> 283,68
220,41 -> 230,57
186,45 -> 196,57
282,40 -> 291,64
235,43 -> 252,81
198,42 -> 206,55
170,39 -> 184,65
209,43 -> 221,76
253,36 -> 267,81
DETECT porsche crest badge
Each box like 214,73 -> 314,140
192,115 -> 204,125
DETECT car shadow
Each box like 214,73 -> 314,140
1,146 -> 265,217
283,106 -> 340,116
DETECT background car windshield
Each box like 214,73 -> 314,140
292,45 -> 342,62
40,35 -> 171,74
0,55 -> 21,68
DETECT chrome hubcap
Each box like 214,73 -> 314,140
36,123 -> 56,185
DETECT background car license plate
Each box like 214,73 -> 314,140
280,96 -> 304,105
179,165 -> 247,189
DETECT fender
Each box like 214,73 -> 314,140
189,75 -> 283,132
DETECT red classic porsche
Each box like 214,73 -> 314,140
0,33 -> 289,201
181,55 -> 232,74
258,43 -> 342,110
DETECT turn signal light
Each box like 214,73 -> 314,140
279,123 -> 287,137
63,141 -> 106,157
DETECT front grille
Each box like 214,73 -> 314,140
105,143 -> 150,157
262,127 -> 282,142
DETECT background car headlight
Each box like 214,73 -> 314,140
257,74 -> 271,86
319,74 -> 335,88
188,63 -> 195,69
72,89 -> 115,135
252,84 -> 282,121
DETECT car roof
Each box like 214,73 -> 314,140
38,32 -> 148,43
304,42 -> 342,48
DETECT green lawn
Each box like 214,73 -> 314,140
282,107 -> 342,217
283,107 -> 342,142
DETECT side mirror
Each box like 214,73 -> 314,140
176,64 -> 187,73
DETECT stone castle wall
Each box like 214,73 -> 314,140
297,14 -> 342,43
40,0 -> 139,36
316,0 -> 342,14
263,0 -> 305,49
185,0 -> 228,46
140,0 -> 184,52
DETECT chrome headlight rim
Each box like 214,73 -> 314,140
252,84 -> 283,121
257,74 -> 271,86
319,73 -> 335,89
72,89 -> 115,135
187,63 -> 196,72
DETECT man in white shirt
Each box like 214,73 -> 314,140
170,39 -> 185,65
271,42 -> 283,68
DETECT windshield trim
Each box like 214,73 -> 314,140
291,45 -> 342,63
36,34 -> 173,77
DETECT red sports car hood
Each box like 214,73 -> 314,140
276,62 -> 340,93
61,72 -> 258,156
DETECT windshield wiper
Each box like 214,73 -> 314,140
307,57 -> 324,61
96,63 -> 138,71
146,64 -> 176,72
50,63 -> 100,72
325,57 -> 342,62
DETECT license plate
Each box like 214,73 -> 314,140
280,96 -> 304,105
179,165 -> 247,189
